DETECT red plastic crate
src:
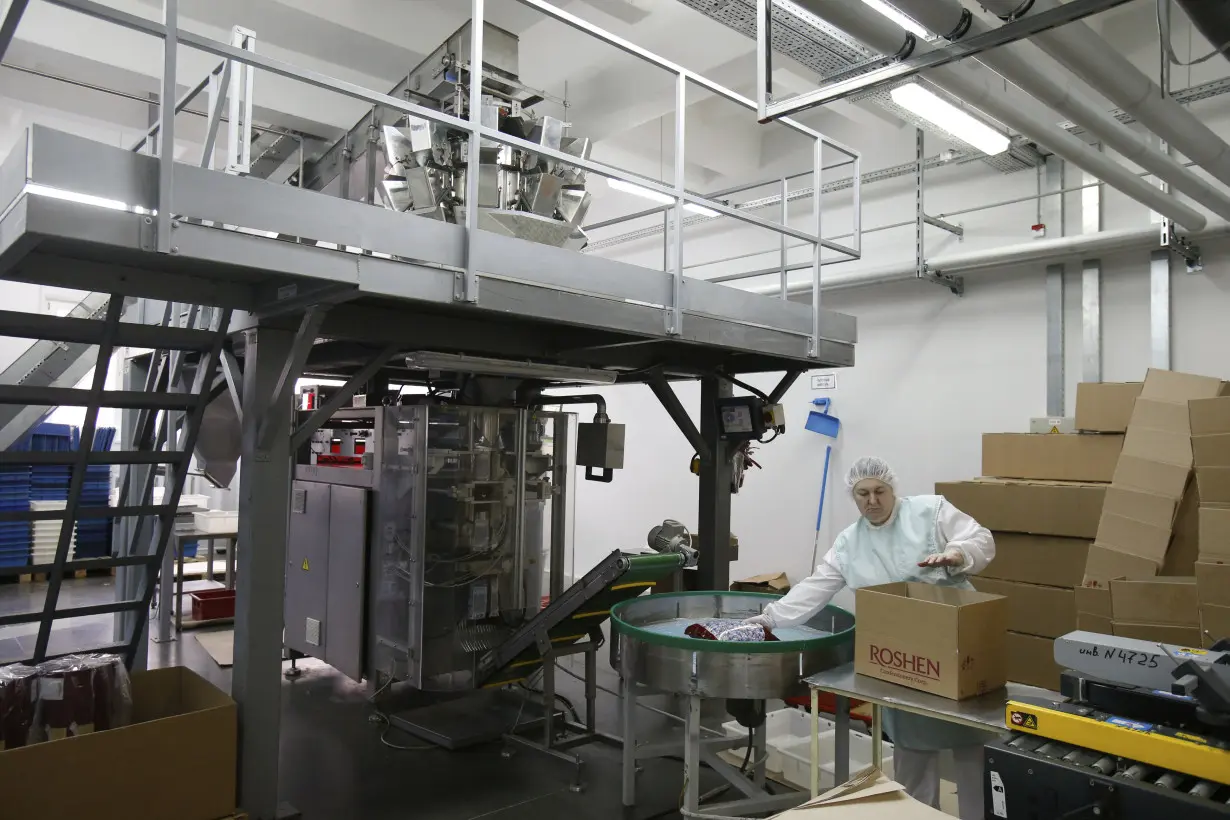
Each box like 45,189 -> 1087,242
190,588 -> 235,621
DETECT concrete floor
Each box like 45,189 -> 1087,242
0,575 -> 718,820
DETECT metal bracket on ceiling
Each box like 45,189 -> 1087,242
1161,221 -> 1203,274
920,268 -> 965,296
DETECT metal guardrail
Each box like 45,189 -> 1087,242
11,0 -> 862,359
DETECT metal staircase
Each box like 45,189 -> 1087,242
0,294 -> 231,666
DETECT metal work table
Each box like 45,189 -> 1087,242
155,528 -> 239,641
804,664 -> 1059,796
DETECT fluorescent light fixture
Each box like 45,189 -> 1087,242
857,0 -> 931,39
890,83 -> 1010,156
606,177 -> 721,218
297,377 -> 347,387
405,352 -> 617,385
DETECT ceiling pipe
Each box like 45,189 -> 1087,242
790,0 -> 1206,229
746,219 -> 1230,297
977,0 -> 1230,189
887,0 -> 1230,223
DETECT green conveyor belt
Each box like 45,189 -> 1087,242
477,551 -> 686,688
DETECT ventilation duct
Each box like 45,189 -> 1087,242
787,0 -> 1206,229
978,0 -> 1230,190
1174,0 -> 1230,67
887,0 -> 1230,222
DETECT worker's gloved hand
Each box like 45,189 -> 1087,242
917,548 -> 965,568
743,614 -> 774,629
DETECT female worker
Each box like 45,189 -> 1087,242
746,456 -> 996,819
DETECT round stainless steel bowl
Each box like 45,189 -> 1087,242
611,591 -> 854,699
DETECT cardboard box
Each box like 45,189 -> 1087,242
1005,631 -> 1063,691
1075,382 -> 1143,432
1112,621 -> 1203,646
1101,485 -> 1178,528
1121,425 -> 1192,467
981,433 -> 1123,483
1189,397 -> 1230,436
731,571 -> 790,594
854,582 -> 1007,700
1197,467 -> 1230,504
1094,512 -> 1172,563
789,771 -> 951,819
1195,561 -> 1230,607
1111,455 -> 1191,499
1198,506 -> 1230,562
1138,368 -> 1227,402
935,479 -> 1106,539
1077,612 -> 1114,634
1083,544 -> 1160,588
979,533 -> 1089,588
1129,398 -> 1192,435
1076,585 -> 1113,618
0,666 -> 236,820
1110,577 -> 1199,625
1162,484 -> 1201,576
1194,433 -> 1230,468
1201,604 -> 1230,646
971,578 -> 1076,639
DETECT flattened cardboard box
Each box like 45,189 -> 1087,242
1082,543 -> 1159,588
1111,455 -> 1191,500
981,433 -> 1123,483
790,771 -> 951,819
935,479 -> 1105,539
1075,382 -> 1142,433
1195,561 -> 1230,607
1201,604 -> 1230,647
854,582 -> 1007,701
1077,611 -> 1114,635
1005,631 -> 1062,691
1112,620 -> 1203,646
972,577 -> 1076,639
1198,505 -> 1230,562
1190,397 -> 1230,436
1193,433 -> 1230,468
1110,577 -> 1199,626
1128,398 -> 1192,435
1076,585 -> 1113,618
1138,368 -> 1228,402
1162,485 -> 1201,577
979,532 -> 1089,589
0,666 -> 236,820
1197,467 -> 1230,504
1121,425 -> 1192,467
1101,485 -> 1178,529
1093,512 -> 1172,563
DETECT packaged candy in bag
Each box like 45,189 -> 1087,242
0,663 -> 37,750
33,653 -> 131,741
684,618 -> 778,643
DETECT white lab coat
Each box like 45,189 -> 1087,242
760,496 -> 996,629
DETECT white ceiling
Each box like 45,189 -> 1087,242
0,0 -> 1226,205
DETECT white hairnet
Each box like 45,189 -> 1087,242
846,457 -> 896,492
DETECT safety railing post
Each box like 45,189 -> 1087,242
779,177 -> 788,300
462,0 -> 485,304
667,71 -> 685,336
157,0 -> 177,254
810,138 -> 823,357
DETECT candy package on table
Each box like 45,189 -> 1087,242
0,663 -> 37,750
684,618 -> 779,643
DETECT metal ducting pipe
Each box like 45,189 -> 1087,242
978,0 -> 1230,189
747,219 -> 1230,296
1173,1 -> 1230,67
889,0 -> 1230,222
791,0 -> 1206,229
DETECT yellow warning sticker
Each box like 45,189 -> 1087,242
1049,426 -> 1060,434
301,559 -> 310,571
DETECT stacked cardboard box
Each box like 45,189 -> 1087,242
1193,399 -> 1230,646
1110,577 -> 1202,646
1076,370 -> 1228,632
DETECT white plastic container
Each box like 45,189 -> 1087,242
720,708 -> 836,775
778,729 -> 894,791
193,509 -> 238,534
179,494 -> 210,510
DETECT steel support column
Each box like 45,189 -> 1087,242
1041,158 -> 1065,417
156,0 -> 177,254
0,0 -> 31,64
1150,249 -> 1171,369
1081,154 -> 1103,383
696,376 -> 732,591
233,327 -> 296,820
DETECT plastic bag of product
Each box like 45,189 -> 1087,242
32,653 -> 131,741
684,618 -> 778,643
0,663 -> 38,750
